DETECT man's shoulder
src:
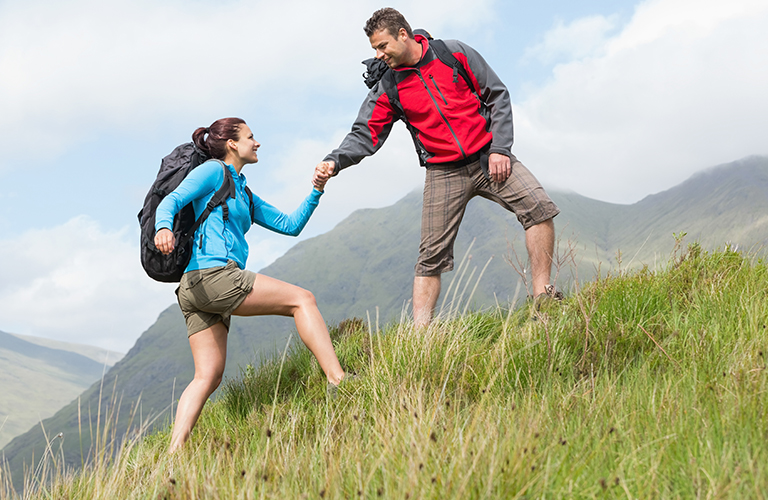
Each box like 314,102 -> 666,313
435,38 -> 471,53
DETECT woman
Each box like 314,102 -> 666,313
154,117 -> 346,452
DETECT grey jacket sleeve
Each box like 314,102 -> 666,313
324,84 -> 399,173
447,39 -> 515,156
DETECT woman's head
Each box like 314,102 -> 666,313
192,117 -> 246,160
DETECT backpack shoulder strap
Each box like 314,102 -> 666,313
244,185 -> 254,211
179,162 -> 235,246
379,70 -> 404,118
428,38 -> 475,92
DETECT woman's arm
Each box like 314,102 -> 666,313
154,162 -> 223,233
251,188 -> 323,236
153,162 -> 223,254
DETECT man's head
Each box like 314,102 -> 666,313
364,7 -> 413,39
365,8 -> 421,68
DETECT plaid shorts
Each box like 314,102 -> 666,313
416,154 -> 559,276
176,260 -> 256,336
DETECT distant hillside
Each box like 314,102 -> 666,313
0,331 -> 116,449
9,334 -> 123,367
3,155 -> 767,488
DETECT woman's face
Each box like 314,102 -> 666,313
230,124 -> 260,164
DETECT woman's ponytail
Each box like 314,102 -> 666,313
192,127 -> 211,156
191,119 -> 245,160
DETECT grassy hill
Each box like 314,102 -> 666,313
0,332 -> 120,450
2,155 -> 767,490
2,244 -> 766,498
0,308 -> 303,489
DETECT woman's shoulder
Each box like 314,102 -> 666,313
198,158 -> 226,172
176,159 -> 225,193
191,159 -> 226,180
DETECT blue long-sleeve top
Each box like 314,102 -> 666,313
154,160 -> 322,272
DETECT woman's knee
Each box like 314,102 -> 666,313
194,366 -> 225,391
294,287 -> 317,311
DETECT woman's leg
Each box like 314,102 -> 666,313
232,275 -> 345,385
169,321 -> 228,453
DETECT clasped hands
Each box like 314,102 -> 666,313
312,160 -> 335,191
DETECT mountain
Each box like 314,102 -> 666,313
0,331 -> 120,450
9,334 -> 123,367
270,155 -> 768,319
3,155 -> 767,488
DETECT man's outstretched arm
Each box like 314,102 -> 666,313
323,84 -> 399,174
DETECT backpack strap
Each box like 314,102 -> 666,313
244,185 -> 254,212
176,162 -> 236,250
411,29 -> 474,90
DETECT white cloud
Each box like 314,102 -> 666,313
514,0 -> 768,203
0,0 -> 494,170
0,217 -> 176,352
524,15 -> 618,64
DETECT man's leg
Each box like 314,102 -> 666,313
474,154 -> 559,298
413,275 -> 441,327
414,164 -> 472,328
525,218 -> 555,297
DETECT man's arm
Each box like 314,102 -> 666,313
323,84 -> 400,174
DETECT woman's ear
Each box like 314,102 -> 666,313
227,139 -> 237,152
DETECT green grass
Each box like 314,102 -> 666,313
2,244 -> 767,499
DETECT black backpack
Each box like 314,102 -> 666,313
137,143 -> 246,283
362,29 -> 478,166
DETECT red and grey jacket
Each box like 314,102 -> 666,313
325,35 -> 514,171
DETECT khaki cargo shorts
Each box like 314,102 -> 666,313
176,260 -> 257,336
416,154 -> 560,276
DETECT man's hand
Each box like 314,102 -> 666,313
487,153 -> 511,183
312,161 -> 335,191
154,228 -> 175,255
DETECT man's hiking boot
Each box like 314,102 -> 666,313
538,284 -> 564,304
327,373 -> 358,400
530,285 -> 564,320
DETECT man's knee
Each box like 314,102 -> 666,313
527,217 -> 555,231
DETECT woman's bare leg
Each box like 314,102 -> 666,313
233,274 -> 345,385
169,322 -> 228,453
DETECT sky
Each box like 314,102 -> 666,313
1,0 -> 766,352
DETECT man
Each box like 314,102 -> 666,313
314,8 -> 560,326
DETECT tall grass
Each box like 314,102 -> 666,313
2,244 -> 766,499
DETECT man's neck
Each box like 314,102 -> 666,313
403,38 -> 424,67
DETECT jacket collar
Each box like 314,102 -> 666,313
393,34 -> 431,72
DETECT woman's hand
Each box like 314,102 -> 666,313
154,228 -> 176,255
312,161 -> 335,192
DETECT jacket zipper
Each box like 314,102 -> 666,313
419,70 -> 467,158
430,75 -> 448,105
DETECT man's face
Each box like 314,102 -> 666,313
369,28 -> 409,68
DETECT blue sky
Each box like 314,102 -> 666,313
1,0 -> 766,352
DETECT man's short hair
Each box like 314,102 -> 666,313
364,8 -> 413,39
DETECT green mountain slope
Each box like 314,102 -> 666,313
3,155 -> 767,488
6,244 -> 767,498
0,332 -> 112,449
